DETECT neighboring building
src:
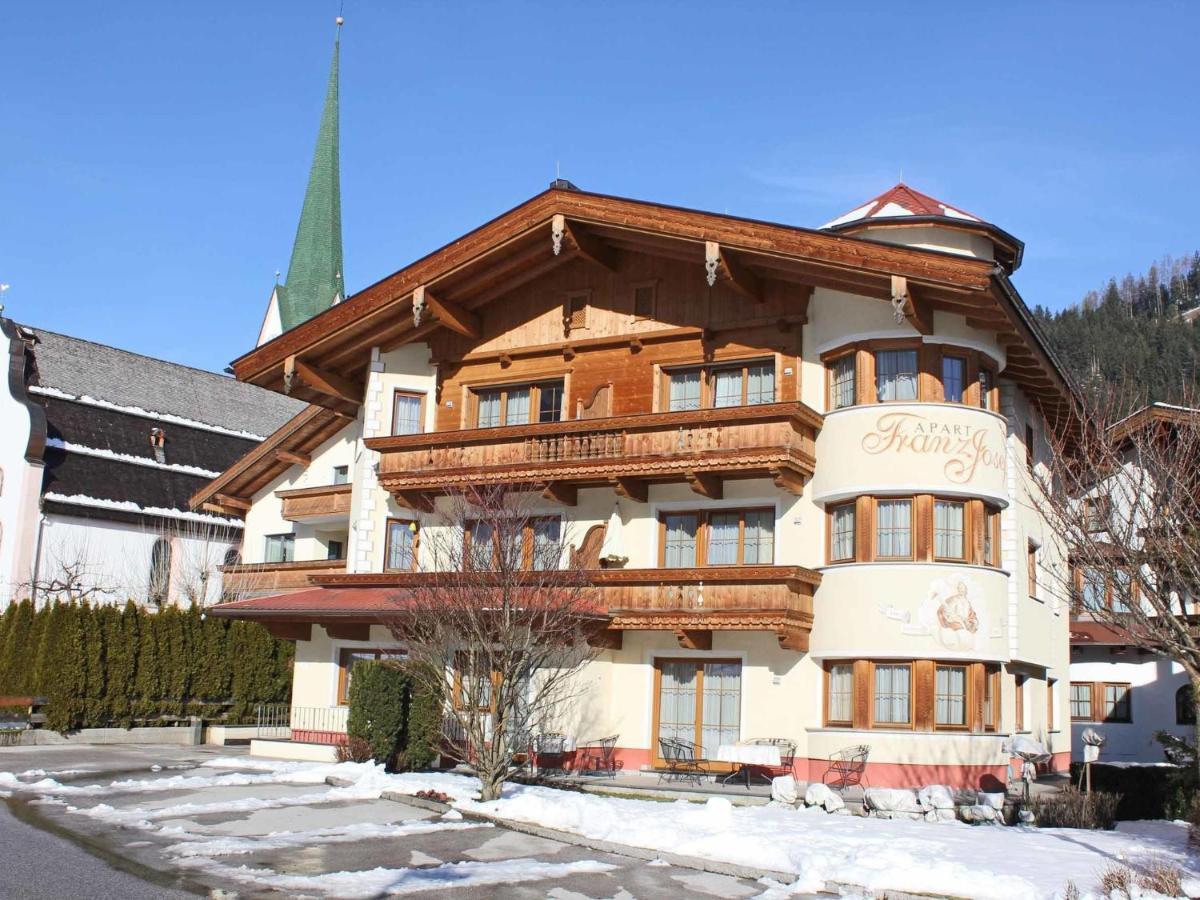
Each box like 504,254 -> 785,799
1068,403 -> 1200,762
0,319 -> 303,607
197,174 -> 1076,788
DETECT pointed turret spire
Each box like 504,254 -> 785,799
258,19 -> 345,345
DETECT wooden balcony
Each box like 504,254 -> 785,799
276,483 -> 353,523
220,560 -> 347,598
308,564 -> 819,651
364,401 -> 821,507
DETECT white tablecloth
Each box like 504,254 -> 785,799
716,743 -> 780,766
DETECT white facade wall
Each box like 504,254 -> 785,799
0,380 -> 43,606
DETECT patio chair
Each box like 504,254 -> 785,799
578,735 -> 619,777
822,744 -> 870,790
745,737 -> 798,779
657,737 -> 706,786
534,732 -> 568,777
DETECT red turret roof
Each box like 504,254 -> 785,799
822,183 -> 984,229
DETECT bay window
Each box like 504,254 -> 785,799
875,499 -> 913,559
825,660 -> 1003,732
873,663 -> 912,726
935,664 -> 968,727
829,502 -> 856,562
874,349 -> 919,402
933,500 -> 966,560
822,341 -> 999,408
829,353 -> 856,409
942,354 -> 967,403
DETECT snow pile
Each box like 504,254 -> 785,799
163,820 -> 486,858
770,775 -> 798,804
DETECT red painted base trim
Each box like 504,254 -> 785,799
802,758 -> 1008,791
292,729 -> 347,746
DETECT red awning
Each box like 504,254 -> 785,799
1069,620 -> 1133,646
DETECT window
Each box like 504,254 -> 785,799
829,502 -> 856,562
876,499 -> 913,559
1015,674 -> 1027,731
264,533 -> 295,564
935,665 -> 968,727
659,508 -> 774,567
149,538 -> 172,604
873,663 -> 912,726
452,651 -> 499,711
667,369 -> 702,412
654,659 -> 742,760
979,367 -> 995,411
983,665 -> 1001,732
1027,542 -> 1038,598
1048,678 -> 1057,731
933,500 -> 966,560
332,465 -> 350,485
1079,567 -> 1105,612
465,518 -> 560,571
1177,685 -> 1195,725
1070,682 -> 1093,721
942,355 -> 967,403
829,354 -> 856,410
1103,683 -> 1131,723
385,519 -> 418,572
712,361 -> 776,408
875,349 -> 918,402
633,283 -> 656,319
326,539 -> 345,561
474,381 -> 563,427
1025,423 -> 1035,474
666,359 -> 775,411
982,505 -> 999,567
826,663 -> 854,725
1084,497 -> 1111,533
338,648 -> 407,704
392,391 -> 425,436
1111,569 -> 1133,613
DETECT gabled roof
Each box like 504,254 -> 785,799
823,183 -> 983,228
822,183 -> 1024,273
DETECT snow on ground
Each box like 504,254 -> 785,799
3,757 -> 1197,899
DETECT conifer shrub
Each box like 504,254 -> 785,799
346,660 -> 409,769
400,669 -> 443,771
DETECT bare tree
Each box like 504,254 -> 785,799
147,518 -> 242,607
1035,385 -> 1200,775
382,485 -> 601,801
21,530 -> 123,604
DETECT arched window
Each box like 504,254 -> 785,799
223,547 -> 242,568
149,538 -> 172,605
1177,685 -> 1196,725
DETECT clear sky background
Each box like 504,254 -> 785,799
3,1 -> 1198,372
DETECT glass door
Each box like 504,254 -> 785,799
654,658 -> 742,764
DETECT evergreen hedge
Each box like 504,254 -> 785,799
346,659 -> 441,771
0,599 -> 293,732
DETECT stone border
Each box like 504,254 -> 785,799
336,778 -> 972,900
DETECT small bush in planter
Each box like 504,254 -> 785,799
1030,786 -> 1119,829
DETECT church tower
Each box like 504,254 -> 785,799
257,19 -> 345,346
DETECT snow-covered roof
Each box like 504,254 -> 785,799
821,183 -> 983,229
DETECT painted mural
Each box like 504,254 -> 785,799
876,574 -> 1000,652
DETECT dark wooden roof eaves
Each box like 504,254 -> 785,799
42,397 -> 259,473
22,323 -> 305,436
189,405 -> 348,511
42,448 -> 215,518
1,317 -> 46,463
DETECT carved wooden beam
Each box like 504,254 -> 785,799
275,449 -> 311,467
541,481 -> 578,506
770,467 -> 806,496
589,628 -> 624,651
264,621 -> 312,642
777,624 -> 810,652
414,285 -> 480,338
890,275 -> 933,335
686,471 -> 723,500
795,283 -> 814,324
564,222 -> 618,272
293,359 -> 363,405
324,623 -> 372,641
214,493 -> 250,511
610,476 -> 648,503
396,490 -> 435,513
675,628 -> 713,650
705,241 -> 763,302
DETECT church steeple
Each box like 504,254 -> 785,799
258,19 -> 345,346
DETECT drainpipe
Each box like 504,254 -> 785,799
29,512 -> 46,608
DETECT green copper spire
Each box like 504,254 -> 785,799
277,22 -> 344,331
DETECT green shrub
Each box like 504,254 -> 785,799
401,675 -> 442,771
347,661 -> 409,769
1031,786 -> 1120,830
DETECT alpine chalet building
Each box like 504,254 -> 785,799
197,180 -> 1075,788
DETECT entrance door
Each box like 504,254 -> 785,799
653,658 -> 742,764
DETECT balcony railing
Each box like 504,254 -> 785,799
276,483 -> 353,522
220,560 -> 346,598
364,401 -> 821,502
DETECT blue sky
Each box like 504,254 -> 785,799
4,1 -> 1198,372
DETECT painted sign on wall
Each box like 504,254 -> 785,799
861,412 -> 1005,485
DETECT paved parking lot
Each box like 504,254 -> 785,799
0,745 -> 772,898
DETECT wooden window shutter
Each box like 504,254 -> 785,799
566,292 -> 589,331
852,660 -> 871,729
920,344 -> 941,402
913,660 -> 935,732
969,500 -> 985,565
855,496 -> 874,562
915,494 -> 933,561
969,663 -> 985,733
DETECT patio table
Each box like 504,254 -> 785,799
717,742 -> 781,788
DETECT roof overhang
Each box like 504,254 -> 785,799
825,215 -> 1025,274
